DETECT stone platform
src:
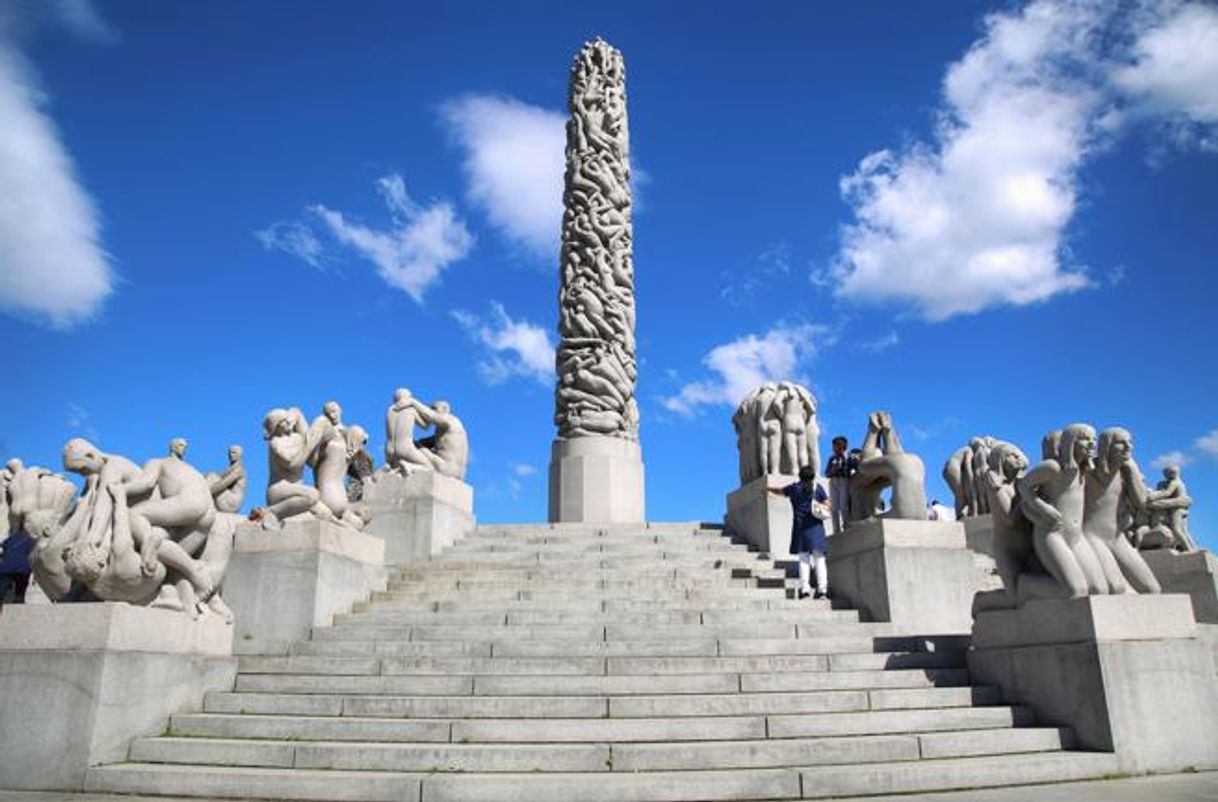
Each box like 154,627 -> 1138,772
224,519 -> 387,655
362,470 -> 475,564
724,473 -> 800,554
827,518 -> 976,633
0,603 -> 236,791
969,594 -> 1218,774
1143,549 -> 1218,623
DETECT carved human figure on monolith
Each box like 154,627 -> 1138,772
207,445 -> 247,514
849,411 -> 927,521
1016,424 -> 1109,598
1081,427 -> 1161,594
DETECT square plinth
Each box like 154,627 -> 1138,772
362,469 -> 476,564
548,436 -> 645,524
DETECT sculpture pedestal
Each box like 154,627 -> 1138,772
724,474 -> 798,554
0,603 -> 236,791
969,595 -> 1218,774
1143,550 -> 1218,624
962,514 -> 1007,594
548,436 -> 645,524
362,470 -> 476,564
827,518 -> 974,633
224,520 -> 386,655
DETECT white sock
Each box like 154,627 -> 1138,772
798,552 -> 812,593
812,550 -> 828,595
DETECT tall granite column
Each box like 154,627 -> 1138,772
548,39 -> 645,523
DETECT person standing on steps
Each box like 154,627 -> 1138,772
824,436 -> 857,535
769,465 -> 831,599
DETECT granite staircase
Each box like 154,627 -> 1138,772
88,522 -> 1117,801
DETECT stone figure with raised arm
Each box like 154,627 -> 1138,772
207,445 -> 247,514
313,420 -> 366,530
263,407 -> 331,528
849,411 -> 928,521
1081,427 -> 1161,594
1016,424 -> 1110,598
384,388 -> 434,474
414,399 -> 470,481
1138,465 -> 1197,551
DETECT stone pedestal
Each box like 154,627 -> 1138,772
0,603 -> 236,791
827,518 -> 975,633
362,470 -> 476,564
969,595 -> 1218,774
224,519 -> 387,655
724,474 -> 798,554
548,436 -> 645,524
962,514 -> 1006,594
1143,550 -> 1218,623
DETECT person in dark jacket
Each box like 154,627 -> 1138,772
769,465 -> 831,599
824,436 -> 859,535
0,529 -> 32,605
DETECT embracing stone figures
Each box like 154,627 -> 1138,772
383,388 -> 469,481
549,39 -> 645,523
0,439 -> 239,619
731,382 -> 820,484
974,423 -> 1164,612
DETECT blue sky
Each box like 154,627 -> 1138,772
2,0 -> 1217,545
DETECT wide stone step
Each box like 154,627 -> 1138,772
85,751 -> 1119,801
334,605 -> 858,628
168,704 -> 1027,744
126,726 -> 1069,774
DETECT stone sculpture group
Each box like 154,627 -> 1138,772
731,382 -> 820,484
969,423 -> 1195,612
0,387 -> 469,617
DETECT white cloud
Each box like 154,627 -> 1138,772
0,33 -> 113,328
440,95 -> 566,258
510,462 -> 536,477
261,174 -> 474,303
859,331 -> 899,354
831,1 -> 1218,322
1151,450 -> 1193,470
452,303 -> 555,386
256,221 -> 325,269
661,323 -> 830,416
1197,429 -> 1218,459
1116,2 -> 1218,149
52,0 -> 119,43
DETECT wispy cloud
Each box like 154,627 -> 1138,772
0,3 -> 115,328
830,1 -> 1218,322
1197,428 -> 1218,459
452,303 -> 555,386
721,243 -> 792,308
259,173 -> 474,303
66,400 -> 99,442
1151,450 -> 1192,470
661,323 -> 832,417
858,331 -> 899,354
440,95 -> 566,259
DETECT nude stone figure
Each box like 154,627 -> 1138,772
1016,424 -> 1109,598
263,407 -> 331,528
207,445 -> 247,513
849,411 -> 927,521
779,385 -> 819,477
1082,427 -> 1161,594
385,388 -> 434,474
415,400 -> 470,481
345,426 -> 374,503
1138,465 -> 1196,551
943,445 -> 973,520
314,423 -> 365,530
4,463 -> 79,600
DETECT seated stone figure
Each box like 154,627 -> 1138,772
1082,427 -> 1160,595
414,400 -> 469,481
4,462 -> 80,601
262,407 -> 332,528
384,388 -> 434,474
207,445 -> 247,514
381,389 -> 470,482
848,411 -> 927,521
1016,424 -> 1109,598
313,422 -> 366,530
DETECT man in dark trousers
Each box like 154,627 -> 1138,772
824,436 -> 858,535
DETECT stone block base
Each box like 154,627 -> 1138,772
827,518 -> 974,633
969,595 -> 1218,774
724,474 -> 798,554
0,603 -> 236,791
548,436 -> 645,524
224,519 -> 387,654
1143,550 -> 1218,623
362,470 -> 476,564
